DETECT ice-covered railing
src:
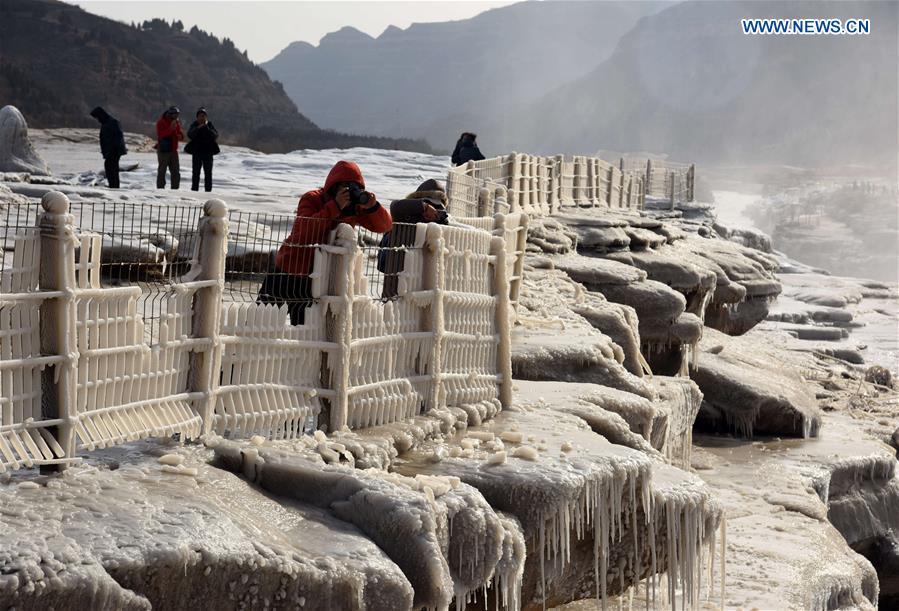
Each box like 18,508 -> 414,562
448,153 -> 696,217
621,157 -> 695,207
0,194 -> 206,473
0,192 -> 512,472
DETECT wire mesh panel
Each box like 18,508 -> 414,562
66,202 -> 205,345
0,204 -> 65,471
440,226 -> 501,409
216,209 -> 335,438
345,223 -> 433,429
69,230 -> 203,451
446,170 -> 486,217
216,301 -> 323,439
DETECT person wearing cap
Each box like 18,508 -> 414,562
259,160 -> 392,325
155,106 -> 185,189
184,107 -> 220,192
379,178 -> 449,299
89,106 -> 127,189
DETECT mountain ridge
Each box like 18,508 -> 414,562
0,0 -> 432,154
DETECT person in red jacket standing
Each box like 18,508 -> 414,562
258,160 -> 392,325
155,106 -> 185,189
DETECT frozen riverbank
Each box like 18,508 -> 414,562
0,131 -> 896,609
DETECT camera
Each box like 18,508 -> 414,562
346,184 -> 370,206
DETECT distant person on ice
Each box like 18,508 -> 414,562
89,106 -> 127,189
379,178 -> 449,299
451,132 -> 485,166
184,107 -> 220,192
155,106 -> 184,189
259,160 -> 392,325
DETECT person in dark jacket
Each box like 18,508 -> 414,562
451,132 -> 485,166
89,106 -> 127,188
184,107 -> 220,192
379,178 -> 449,299
155,106 -> 184,189
258,160 -> 393,325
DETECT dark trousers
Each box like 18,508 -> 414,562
104,155 -> 121,189
191,155 -> 213,192
257,271 -> 312,326
156,152 -> 180,189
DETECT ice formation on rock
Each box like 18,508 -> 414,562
692,328 -> 821,438
0,106 -> 50,176
0,444 -> 416,610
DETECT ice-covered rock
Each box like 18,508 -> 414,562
692,328 -> 821,438
213,439 -> 515,610
0,445 -> 414,610
397,408 -> 722,610
0,106 -> 50,175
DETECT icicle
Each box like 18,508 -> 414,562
719,514 -> 726,611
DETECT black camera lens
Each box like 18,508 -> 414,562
347,184 -> 370,206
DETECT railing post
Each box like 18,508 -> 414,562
422,224 -> 445,410
494,185 -> 510,214
687,163 -> 696,202
38,191 -> 77,471
618,167 -> 626,208
669,170 -> 676,210
327,224 -> 359,432
606,163 -> 615,207
189,199 -> 228,435
508,153 -> 520,212
645,158 -> 652,196
490,235 -> 513,409
552,154 -> 564,212
640,176 -> 646,209
477,187 -> 493,216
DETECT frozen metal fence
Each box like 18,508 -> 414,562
0,192 -> 512,472
621,157 -> 694,206
448,153 -> 695,215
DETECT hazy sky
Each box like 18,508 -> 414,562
69,1 -> 518,63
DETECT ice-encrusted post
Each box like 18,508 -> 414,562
508,153 -> 520,212
639,175 -> 646,209
550,155 -> 563,213
38,191 -> 77,471
606,163 -> 615,207
189,199 -> 228,435
669,170 -> 676,209
494,185 -> 510,214
327,223 -> 359,431
477,187 -> 492,217
491,235 -> 513,408
585,158 -> 596,206
422,224 -> 445,410
687,163 -> 696,202
645,158 -> 653,194
618,166 -> 626,208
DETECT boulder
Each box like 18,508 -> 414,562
0,106 -> 50,175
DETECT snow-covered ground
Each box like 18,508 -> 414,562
27,129 -> 451,216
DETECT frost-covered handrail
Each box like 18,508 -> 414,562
0,193 -> 514,471
448,153 -> 695,216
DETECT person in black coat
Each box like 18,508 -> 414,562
89,106 -> 127,188
451,132 -> 485,166
379,178 -> 449,299
185,107 -> 220,192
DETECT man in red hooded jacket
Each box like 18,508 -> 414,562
258,160 -> 392,325
155,106 -> 185,189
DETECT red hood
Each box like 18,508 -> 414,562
323,160 -> 365,194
